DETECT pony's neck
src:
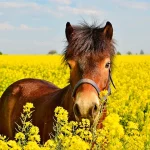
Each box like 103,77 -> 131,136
60,85 -> 75,120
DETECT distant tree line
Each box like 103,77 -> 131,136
0,49 -> 146,55
116,49 -> 145,55
140,50 -> 144,54
48,50 -> 57,55
116,51 -> 121,55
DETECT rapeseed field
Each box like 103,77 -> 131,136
0,55 -> 149,150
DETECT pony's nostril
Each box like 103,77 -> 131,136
94,104 -> 98,112
92,104 -> 99,116
89,104 -> 99,118
74,103 -> 81,117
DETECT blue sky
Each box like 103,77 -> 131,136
0,0 -> 150,54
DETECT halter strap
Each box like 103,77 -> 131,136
72,79 -> 100,98
72,78 -> 111,100
72,70 -> 114,100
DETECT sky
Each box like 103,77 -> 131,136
0,0 -> 150,54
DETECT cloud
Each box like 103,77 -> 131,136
0,2 -> 63,17
19,24 -> 51,31
58,6 -> 104,16
112,0 -> 150,10
0,23 -> 15,30
0,23 -> 51,31
49,0 -> 71,5
0,2 -> 41,10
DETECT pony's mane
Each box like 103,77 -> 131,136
63,21 -> 116,61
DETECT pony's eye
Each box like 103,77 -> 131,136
105,62 -> 110,68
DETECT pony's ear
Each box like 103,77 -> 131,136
65,22 -> 74,42
103,21 -> 113,41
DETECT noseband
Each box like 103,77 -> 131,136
72,69 -> 115,101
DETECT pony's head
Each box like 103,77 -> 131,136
63,21 -> 115,125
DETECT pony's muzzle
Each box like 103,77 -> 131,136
74,102 -> 99,118
73,91 -> 100,123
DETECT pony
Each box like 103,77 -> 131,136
0,21 -> 115,143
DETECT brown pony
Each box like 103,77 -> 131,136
0,21 -> 115,143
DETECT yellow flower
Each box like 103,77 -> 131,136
60,124 -> 72,136
127,121 -> 138,130
79,119 -> 90,129
23,103 -> 34,113
54,106 -> 68,125
15,132 -> 25,141
0,140 -> 8,150
25,121 -> 33,128
99,90 -> 108,99
0,135 -> 7,141
24,141 -> 41,150
67,135 -> 90,150
44,139 -> 56,149
7,140 -> 21,150
29,126 -> 39,135
28,135 -> 40,142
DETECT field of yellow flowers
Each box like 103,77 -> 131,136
0,55 -> 150,150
